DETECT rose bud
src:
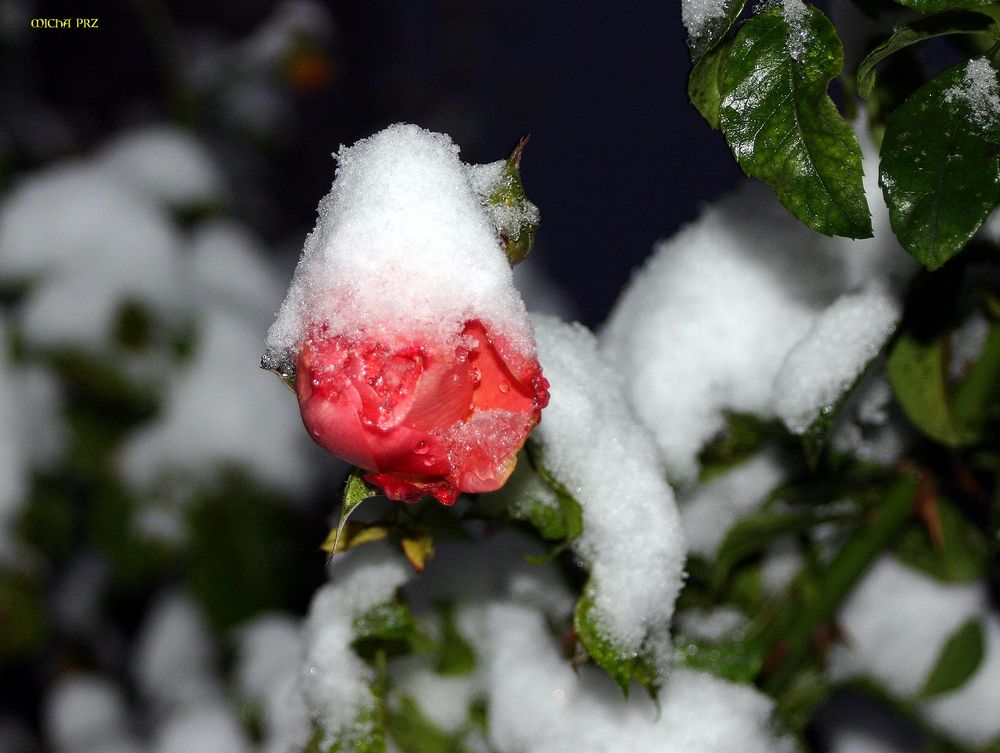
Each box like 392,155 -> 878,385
263,124 -> 548,504
296,319 -> 548,504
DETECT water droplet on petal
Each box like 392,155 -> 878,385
498,380 -> 510,394
422,455 -> 437,467
414,440 -> 429,455
470,367 -> 481,384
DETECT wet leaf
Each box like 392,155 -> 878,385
920,619 -> 985,697
856,11 -> 995,101
880,61 -> 1000,269
699,413 -> 779,482
720,5 -> 871,238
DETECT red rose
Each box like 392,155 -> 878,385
295,319 -> 549,505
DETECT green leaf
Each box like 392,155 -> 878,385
689,41 -> 732,129
698,413 -> 778,483
893,0 -> 995,13
714,507 -> 855,585
886,332 -> 970,446
352,601 -> 424,661
672,632 -> 764,683
920,619 -> 985,697
388,696 -> 472,753
952,322 -> 1000,439
435,604 -> 476,676
330,469 -> 379,555
880,60 -> 1000,269
894,498 -> 990,581
720,5 -> 872,238
857,11 -> 996,101
475,137 -> 539,265
574,583 -> 659,696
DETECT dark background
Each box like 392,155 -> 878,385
5,0 -> 745,327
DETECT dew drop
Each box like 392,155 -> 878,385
498,380 -> 510,394
414,440 -> 429,455
470,367 -> 482,384
311,378 -> 320,387
423,456 -> 437,467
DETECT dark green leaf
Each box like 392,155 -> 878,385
920,619 -> 985,697
952,322 -> 1000,439
698,413 -> 779,482
720,5 -> 872,238
894,498 -> 990,581
886,332 -> 970,446
880,60 -> 1000,269
857,11 -> 995,100
574,584 -> 659,696
686,0 -> 744,62
689,41 -> 732,129
715,507 -> 855,584
893,0 -> 995,13
436,604 -> 476,676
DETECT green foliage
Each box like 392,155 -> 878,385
920,619 -> 985,697
0,574 -> 46,660
688,42 -> 731,129
672,631 -> 764,683
887,332 -> 970,446
573,583 -> 660,696
856,11 -> 995,100
893,0 -> 995,12
893,498 -> 990,582
698,413 -> 780,482
719,5 -> 871,238
880,61 -> 1000,269
952,321 -> 1000,438
435,604 -> 476,676
388,697 -> 473,753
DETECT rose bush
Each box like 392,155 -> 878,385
296,319 -> 549,504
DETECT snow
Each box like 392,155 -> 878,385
530,315 -> 686,673
390,655 -> 479,732
298,545 -> 411,749
152,704 -> 251,753
680,447 -> 786,558
781,0 -> 810,62
120,216 -> 323,497
681,0 -> 732,43
481,602 -> 794,753
948,311 -> 989,380
44,675 -> 130,751
600,137 -> 909,483
943,57 -> 1000,127
771,285 -> 899,434
0,162 -> 185,351
264,124 -> 535,373
97,125 -> 224,208
674,606 -> 748,642
832,557 -> 1000,745
234,613 -> 303,707
829,371 -> 911,465
132,592 -> 221,712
